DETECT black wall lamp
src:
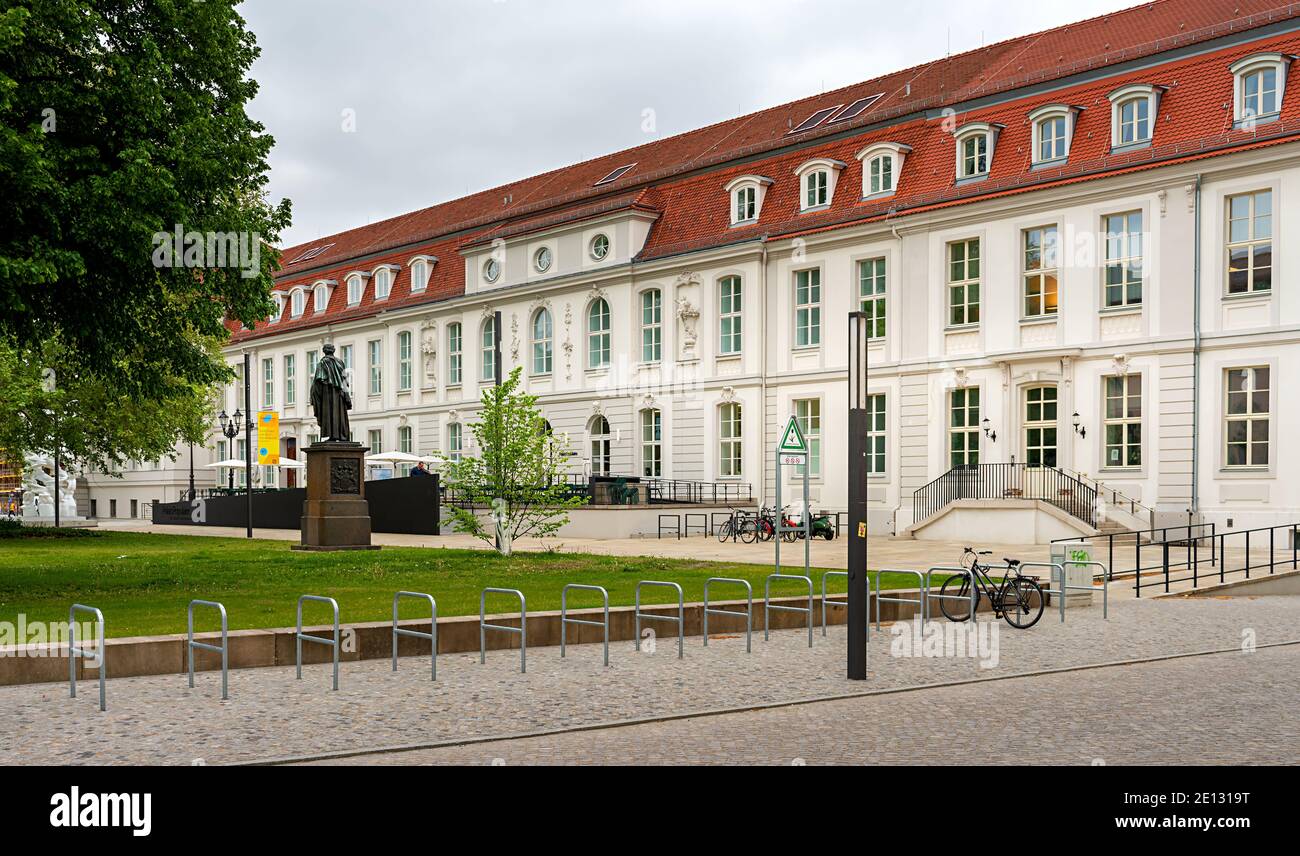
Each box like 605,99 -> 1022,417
981,416 -> 997,442
1072,411 -> 1087,439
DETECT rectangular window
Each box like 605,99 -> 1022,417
719,403 -> 742,477
948,239 -> 981,326
1226,190 -> 1272,294
587,300 -> 610,368
949,388 -> 980,468
284,354 -> 296,406
341,345 -> 353,389
398,331 -> 412,391
481,322 -> 496,381
804,171 -> 828,208
262,358 -> 274,407
447,323 -> 462,385
719,277 -> 742,355
858,257 -> 886,338
447,423 -> 462,462
1225,367 -> 1270,467
794,268 -> 821,347
307,350 -> 318,380
1103,211 -> 1143,307
641,290 -> 662,362
1022,226 -> 1059,318
866,394 -> 886,475
368,429 -> 382,455
794,398 -> 822,477
1104,374 -> 1142,468
399,425 -> 412,454
368,339 -> 382,396
641,409 -> 662,477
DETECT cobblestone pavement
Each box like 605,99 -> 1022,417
318,644 -> 1299,765
2,595 -> 1294,765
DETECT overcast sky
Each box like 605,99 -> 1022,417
242,0 -> 1138,248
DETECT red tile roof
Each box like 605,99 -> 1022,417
234,0 -> 1300,343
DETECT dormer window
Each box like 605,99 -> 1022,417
1029,105 -> 1078,165
1231,54 -> 1290,128
1108,84 -> 1161,150
409,255 -> 436,293
290,288 -> 305,318
855,143 -> 910,198
312,282 -> 330,313
953,123 -> 999,181
345,273 -> 364,306
723,175 -> 773,226
271,294 -> 283,322
371,265 -> 397,301
793,159 -> 845,212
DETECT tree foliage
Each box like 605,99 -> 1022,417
441,368 -> 586,546
0,0 -> 289,461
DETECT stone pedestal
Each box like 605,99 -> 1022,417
294,441 -> 380,551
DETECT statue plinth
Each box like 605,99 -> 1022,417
293,441 -> 380,552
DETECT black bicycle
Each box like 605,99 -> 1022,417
937,547 -> 1046,629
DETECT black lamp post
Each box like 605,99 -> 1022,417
846,311 -> 869,681
218,408 -> 242,491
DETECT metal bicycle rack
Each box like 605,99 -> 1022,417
634,581 -> 684,659
1018,562 -> 1066,623
1039,560 -> 1109,622
819,571 -> 870,639
480,588 -> 527,673
765,573 -> 813,648
868,569 -> 926,630
68,603 -> 105,711
703,577 -> 752,652
561,584 -> 610,667
924,566 -> 976,625
187,599 -> 228,700
392,591 -> 437,680
296,595 -> 340,691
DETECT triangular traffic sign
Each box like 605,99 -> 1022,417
777,415 -> 808,454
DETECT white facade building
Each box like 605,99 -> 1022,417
87,1 -> 1300,537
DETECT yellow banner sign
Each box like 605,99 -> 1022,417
257,411 -> 280,465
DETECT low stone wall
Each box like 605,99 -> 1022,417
0,590 -> 975,687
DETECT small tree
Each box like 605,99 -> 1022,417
441,367 -> 586,548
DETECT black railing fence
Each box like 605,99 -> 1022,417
645,478 -> 753,505
1136,522 -> 1300,596
440,475 -> 753,508
1053,523 -> 1217,580
913,463 -> 1098,527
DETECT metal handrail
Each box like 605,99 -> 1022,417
561,584 -> 610,667
187,599 -> 228,700
296,595 -> 340,690
820,571 -> 870,639
764,573 -> 813,648
635,581 -> 684,659
480,588 -> 527,673
703,577 -> 752,652
69,603 -> 105,711
392,591 -> 437,680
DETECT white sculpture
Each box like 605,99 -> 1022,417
21,452 -> 81,521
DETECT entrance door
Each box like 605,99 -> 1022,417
589,416 -> 611,476
1023,386 -> 1058,468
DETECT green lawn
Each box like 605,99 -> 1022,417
0,531 -> 936,638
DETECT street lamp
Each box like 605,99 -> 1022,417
846,311 -> 869,681
218,409 -> 242,491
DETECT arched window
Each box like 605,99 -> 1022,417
589,415 -> 611,475
447,322 -> 462,385
480,319 -> 496,381
531,308 -> 552,375
640,289 -> 661,363
953,123 -> 999,180
587,298 -> 610,368
1231,54 -> 1289,127
854,143 -> 909,199
346,274 -> 363,306
373,267 -> 392,300
1108,84 -> 1159,149
313,283 -> 329,313
290,288 -> 305,318
410,258 -> 429,293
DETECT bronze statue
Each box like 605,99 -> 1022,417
310,343 -> 352,441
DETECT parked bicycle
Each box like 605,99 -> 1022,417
716,507 -> 752,543
936,546 -> 1046,629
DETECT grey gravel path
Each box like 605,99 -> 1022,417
1,595 -> 1294,765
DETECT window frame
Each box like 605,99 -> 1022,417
346,274 -> 364,306
947,238 -> 981,328
640,288 -> 662,363
1021,225 -> 1060,320
398,330 -> 413,392
1230,54 -> 1289,127
793,397 -> 822,478
1224,366 -> 1271,469
284,354 -> 296,406
1102,210 -> 1144,309
718,275 -> 743,356
1225,189 -> 1273,296
1102,373 -> 1143,470
718,402 -> 743,479
1108,84 -> 1159,150
866,394 -> 886,476
447,322 -> 463,385
793,267 -> 822,349
367,338 -> 382,396
531,308 -> 553,375
1023,385 -> 1059,468
587,297 -> 611,369
948,387 -> 980,469
857,257 -> 886,339
447,422 -> 463,462
640,408 -> 663,478
262,357 -> 274,407
480,320 -> 496,382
